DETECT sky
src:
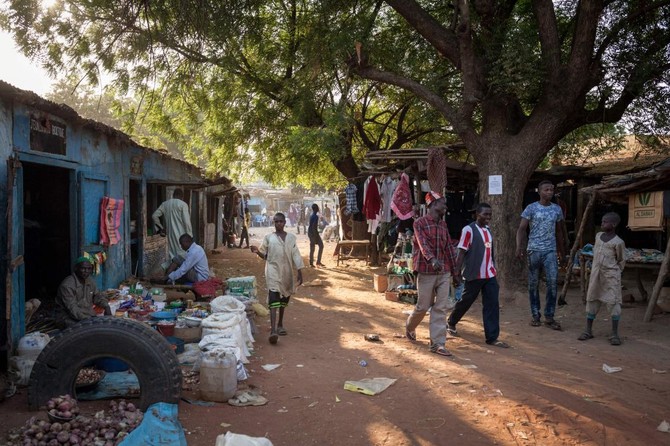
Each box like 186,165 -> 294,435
0,30 -> 54,96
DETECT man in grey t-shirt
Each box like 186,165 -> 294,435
516,180 -> 568,330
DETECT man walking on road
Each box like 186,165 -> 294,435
447,203 -> 509,348
152,188 -> 193,260
251,213 -> 304,345
406,191 -> 460,357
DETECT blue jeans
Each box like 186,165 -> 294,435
527,250 -> 558,320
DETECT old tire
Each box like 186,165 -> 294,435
28,317 -> 181,411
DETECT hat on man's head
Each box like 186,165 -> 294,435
75,256 -> 92,265
425,191 -> 443,207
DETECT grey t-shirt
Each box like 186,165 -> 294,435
521,202 -> 563,252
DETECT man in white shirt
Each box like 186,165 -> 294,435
152,189 -> 193,260
251,213 -> 304,345
164,234 -> 210,284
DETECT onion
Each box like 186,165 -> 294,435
56,431 -> 69,443
57,402 -> 71,412
50,423 -> 62,433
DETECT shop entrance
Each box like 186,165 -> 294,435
22,162 -> 72,300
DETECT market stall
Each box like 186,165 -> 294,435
578,157 -> 670,321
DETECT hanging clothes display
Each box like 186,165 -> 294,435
100,197 -> 124,246
363,176 -> 382,233
391,173 -> 414,220
379,176 -> 398,223
344,183 -> 359,215
427,147 -> 448,192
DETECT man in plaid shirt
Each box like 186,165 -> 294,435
406,191 -> 460,357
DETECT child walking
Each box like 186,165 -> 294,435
251,212 -> 304,344
579,212 -> 626,345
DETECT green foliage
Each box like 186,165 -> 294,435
1,0 -> 455,188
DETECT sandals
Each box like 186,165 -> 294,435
228,390 -> 268,407
405,329 -> 417,341
269,333 -> 279,344
609,335 -> 622,346
578,332 -> 594,341
277,327 -> 288,336
530,318 -> 542,327
446,325 -> 459,337
544,319 -> 562,331
430,345 -> 452,357
487,340 -> 510,348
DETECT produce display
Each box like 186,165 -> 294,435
47,395 -> 80,420
7,399 -> 143,446
75,369 -> 104,388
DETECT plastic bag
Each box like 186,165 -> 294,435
210,295 -> 247,314
120,403 -> 186,445
215,432 -> 273,446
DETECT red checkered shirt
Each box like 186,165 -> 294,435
412,214 -> 458,275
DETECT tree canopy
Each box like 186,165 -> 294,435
1,0 -> 455,188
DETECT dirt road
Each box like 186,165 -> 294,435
2,225 -> 669,445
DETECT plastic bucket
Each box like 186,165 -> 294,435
157,323 -> 176,336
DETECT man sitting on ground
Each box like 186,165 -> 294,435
164,234 -> 210,284
55,257 -> 111,327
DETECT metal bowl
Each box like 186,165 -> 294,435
47,411 -> 74,423
183,316 -> 202,327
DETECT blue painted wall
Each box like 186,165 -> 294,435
0,88 -> 207,355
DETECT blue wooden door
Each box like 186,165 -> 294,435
77,171 -> 109,289
6,157 -> 25,345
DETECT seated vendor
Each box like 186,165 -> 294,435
55,257 -> 111,328
164,234 -> 210,284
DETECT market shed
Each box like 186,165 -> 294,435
578,157 -> 670,321
0,81 -> 230,359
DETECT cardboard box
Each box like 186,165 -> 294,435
174,326 -> 202,343
385,291 -> 399,302
373,274 -> 388,292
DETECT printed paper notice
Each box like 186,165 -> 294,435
488,175 -> 503,195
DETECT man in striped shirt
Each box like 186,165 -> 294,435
447,203 -> 509,348
406,191 -> 460,357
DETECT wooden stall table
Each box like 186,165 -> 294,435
579,253 -> 661,302
335,240 -> 371,266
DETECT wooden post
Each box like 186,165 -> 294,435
643,233 -> 670,322
558,191 -> 597,305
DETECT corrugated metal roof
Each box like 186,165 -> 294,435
0,80 -> 202,172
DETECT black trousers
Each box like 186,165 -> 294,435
447,277 -> 500,343
309,234 -> 323,265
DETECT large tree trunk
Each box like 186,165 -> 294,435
471,138 -> 544,299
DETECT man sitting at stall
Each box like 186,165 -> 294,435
164,234 -> 210,284
55,257 -> 111,328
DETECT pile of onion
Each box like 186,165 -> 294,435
47,394 -> 80,420
6,399 -> 143,446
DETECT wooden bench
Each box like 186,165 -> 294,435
335,240 -> 371,266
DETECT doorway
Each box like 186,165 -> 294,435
22,162 -> 72,300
